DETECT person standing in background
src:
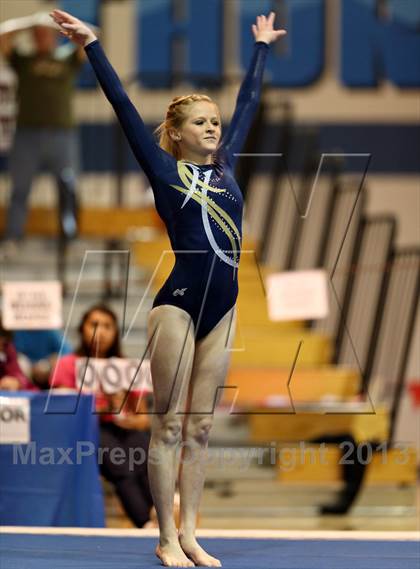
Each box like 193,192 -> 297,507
0,12 -> 87,259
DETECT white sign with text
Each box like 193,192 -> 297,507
75,357 -> 153,395
0,397 -> 30,444
2,281 -> 63,330
266,269 -> 329,321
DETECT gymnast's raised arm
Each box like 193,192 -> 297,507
221,12 -> 286,166
50,9 -> 173,180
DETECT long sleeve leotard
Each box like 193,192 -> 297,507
85,39 -> 269,340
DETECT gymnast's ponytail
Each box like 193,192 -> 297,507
155,94 -> 216,159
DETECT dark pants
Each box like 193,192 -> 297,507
99,422 -> 153,527
5,127 -> 79,240
310,433 -> 372,513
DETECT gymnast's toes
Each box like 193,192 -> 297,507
178,535 -> 222,567
156,543 -> 195,567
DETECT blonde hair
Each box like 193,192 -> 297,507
155,94 -> 219,160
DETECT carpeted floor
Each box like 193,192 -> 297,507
1,532 -> 419,569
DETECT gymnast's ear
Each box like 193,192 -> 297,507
168,128 -> 181,142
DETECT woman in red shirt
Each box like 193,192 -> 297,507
50,304 -> 153,527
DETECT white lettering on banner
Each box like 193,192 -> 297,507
266,270 -> 329,321
1,281 -> 63,330
75,358 -> 153,395
0,397 -> 30,444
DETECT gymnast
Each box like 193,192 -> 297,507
50,9 -> 286,567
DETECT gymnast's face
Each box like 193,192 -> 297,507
176,101 -> 222,161
81,310 -> 117,358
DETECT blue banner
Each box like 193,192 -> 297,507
137,0 -> 223,87
341,0 -> 420,87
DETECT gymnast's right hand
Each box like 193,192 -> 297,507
50,9 -> 97,47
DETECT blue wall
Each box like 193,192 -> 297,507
2,123 -> 416,174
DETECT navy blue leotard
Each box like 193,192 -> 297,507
85,39 -> 269,340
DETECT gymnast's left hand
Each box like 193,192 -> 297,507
252,12 -> 287,44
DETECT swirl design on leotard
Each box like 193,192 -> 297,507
170,161 -> 241,269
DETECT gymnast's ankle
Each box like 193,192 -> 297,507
178,525 -> 194,538
159,530 -> 179,547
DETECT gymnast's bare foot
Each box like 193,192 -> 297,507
179,534 -> 222,567
156,540 -> 195,567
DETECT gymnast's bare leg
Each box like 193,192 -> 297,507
147,304 -> 236,567
178,306 -> 236,567
147,305 -> 195,567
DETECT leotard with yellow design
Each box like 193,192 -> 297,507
85,39 -> 269,340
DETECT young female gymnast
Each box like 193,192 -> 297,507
51,9 -> 286,567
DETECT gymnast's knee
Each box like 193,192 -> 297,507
151,415 -> 183,447
185,415 -> 214,446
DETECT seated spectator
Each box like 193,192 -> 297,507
14,329 -> 73,389
0,317 -> 33,391
50,304 -> 153,528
